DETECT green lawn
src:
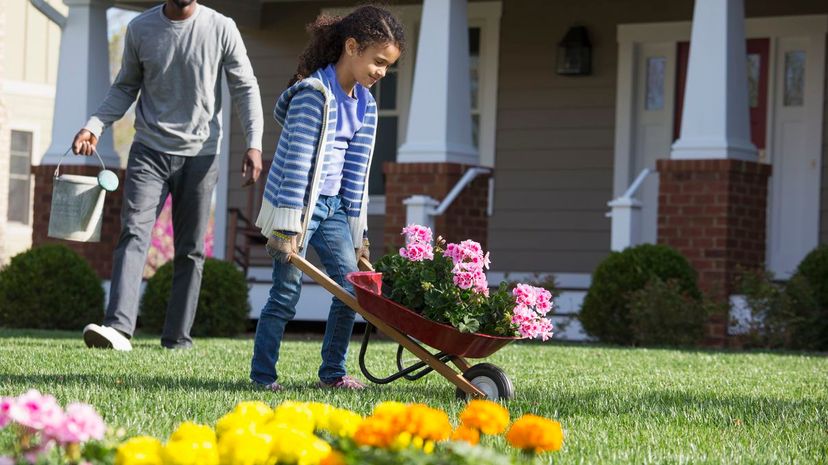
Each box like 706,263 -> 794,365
1,329 -> 826,464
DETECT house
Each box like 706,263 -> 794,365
20,0 -> 828,345
0,0 -> 65,263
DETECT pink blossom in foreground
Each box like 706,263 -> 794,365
0,456 -> 14,465
47,403 -> 105,445
8,390 -> 64,432
0,397 -> 12,428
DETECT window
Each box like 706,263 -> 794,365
8,130 -> 33,224
369,63 -> 400,195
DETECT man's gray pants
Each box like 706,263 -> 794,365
104,142 -> 219,348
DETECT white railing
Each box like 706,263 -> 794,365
404,167 -> 492,231
606,168 -> 651,251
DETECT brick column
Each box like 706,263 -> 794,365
32,165 -> 124,278
383,162 -> 491,251
657,159 -> 771,345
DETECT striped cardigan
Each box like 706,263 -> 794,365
255,68 -> 377,250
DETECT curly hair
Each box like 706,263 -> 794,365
289,4 -> 405,87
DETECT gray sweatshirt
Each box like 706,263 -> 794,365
85,4 -> 263,156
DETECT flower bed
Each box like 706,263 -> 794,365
0,391 -> 564,465
375,225 -> 554,339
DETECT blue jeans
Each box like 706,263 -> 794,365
250,195 -> 358,385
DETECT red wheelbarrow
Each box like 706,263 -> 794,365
290,254 -> 521,400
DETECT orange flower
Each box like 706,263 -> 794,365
353,417 -> 399,448
320,451 -> 346,465
404,404 -> 452,442
450,425 -> 480,445
459,400 -> 510,435
505,414 -> 564,453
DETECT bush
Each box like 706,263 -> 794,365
795,245 -> 828,310
628,278 -> 708,347
140,258 -> 250,337
0,244 -> 104,330
738,248 -> 828,351
579,244 -> 701,345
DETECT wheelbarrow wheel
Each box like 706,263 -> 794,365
455,363 -> 515,400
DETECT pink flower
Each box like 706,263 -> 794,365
399,242 -> 433,262
0,397 -> 13,428
8,390 -> 64,432
401,224 -> 433,245
453,272 -> 475,290
0,456 -> 14,465
511,284 -> 555,340
47,403 -> 105,445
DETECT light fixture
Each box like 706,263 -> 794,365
556,26 -> 591,76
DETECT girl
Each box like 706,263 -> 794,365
250,5 -> 404,391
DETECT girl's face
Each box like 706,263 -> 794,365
343,39 -> 402,89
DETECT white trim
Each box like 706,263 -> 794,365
7,124 -> 41,228
1,80 -> 56,98
213,79 -> 231,260
487,271 -> 591,290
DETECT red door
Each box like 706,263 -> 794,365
673,38 -> 770,150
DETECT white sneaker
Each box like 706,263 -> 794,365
83,324 -> 133,351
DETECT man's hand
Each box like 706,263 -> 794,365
72,129 -> 98,156
266,231 -> 298,264
242,148 -> 262,187
355,237 -> 370,262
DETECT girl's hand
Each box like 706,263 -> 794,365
266,231 -> 297,263
355,237 -> 370,262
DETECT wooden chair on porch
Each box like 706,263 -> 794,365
225,159 -> 272,276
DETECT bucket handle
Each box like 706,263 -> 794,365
53,147 -> 108,178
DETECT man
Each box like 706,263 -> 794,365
73,0 -> 263,350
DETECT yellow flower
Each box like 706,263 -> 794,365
371,401 -> 408,429
162,422 -> 219,465
115,436 -> 163,465
265,424 -> 330,465
505,415 -> 564,453
451,425 -> 480,445
217,427 -> 272,465
325,408 -> 363,438
390,431 -> 412,450
272,401 -> 315,434
459,400 -> 510,435
304,402 -> 335,431
216,401 -> 273,438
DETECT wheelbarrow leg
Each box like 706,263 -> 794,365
290,254 -> 486,399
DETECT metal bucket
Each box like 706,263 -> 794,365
47,149 -> 116,243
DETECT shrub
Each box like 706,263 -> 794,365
628,278 -> 708,347
794,245 -> 828,310
738,253 -> 827,351
140,258 -> 250,337
579,244 -> 701,345
0,244 -> 104,330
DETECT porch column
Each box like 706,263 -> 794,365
386,0 -> 490,248
31,0 -> 124,278
657,0 -> 771,347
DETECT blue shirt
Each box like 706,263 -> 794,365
320,64 -> 367,195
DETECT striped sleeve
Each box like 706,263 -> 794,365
273,89 -> 325,210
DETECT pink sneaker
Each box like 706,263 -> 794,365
253,381 -> 284,392
318,375 -> 367,390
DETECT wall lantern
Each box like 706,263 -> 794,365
556,26 -> 591,76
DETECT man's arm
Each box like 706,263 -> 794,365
223,19 -> 264,185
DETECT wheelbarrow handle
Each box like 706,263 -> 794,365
358,256 -> 374,272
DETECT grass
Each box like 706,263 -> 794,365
1,328 -> 826,464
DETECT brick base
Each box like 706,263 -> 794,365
32,165 -> 125,278
657,158 -> 771,346
383,162 -> 491,251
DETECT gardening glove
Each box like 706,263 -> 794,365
355,237 -> 371,262
266,230 -> 298,264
